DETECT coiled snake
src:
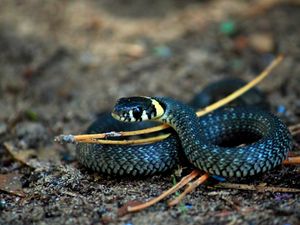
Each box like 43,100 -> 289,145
76,79 -> 292,177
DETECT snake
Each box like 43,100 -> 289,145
76,79 -> 293,177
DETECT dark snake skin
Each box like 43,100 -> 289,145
156,97 -> 292,177
189,78 -> 270,110
77,114 -> 180,176
76,79 -> 293,177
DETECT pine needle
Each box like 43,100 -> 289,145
216,182 -> 300,193
54,55 -> 284,145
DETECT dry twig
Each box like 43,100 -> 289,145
216,182 -> 300,193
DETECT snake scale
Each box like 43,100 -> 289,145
76,79 -> 293,177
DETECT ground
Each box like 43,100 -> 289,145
0,0 -> 300,224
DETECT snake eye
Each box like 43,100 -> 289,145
132,107 -> 142,120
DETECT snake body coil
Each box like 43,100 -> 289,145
77,114 -> 180,176
76,83 -> 293,177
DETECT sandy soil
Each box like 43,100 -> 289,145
0,1 -> 300,224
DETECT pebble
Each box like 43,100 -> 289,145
31,207 -> 44,221
248,33 -> 274,53
153,45 -> 172,58
15,122 -> 48,148
125,44 -> 145,58
0,122 -> 7,136
79,51 -> 100,68
0,199 -> 6,209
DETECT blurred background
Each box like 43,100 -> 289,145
0,1 -> 300,224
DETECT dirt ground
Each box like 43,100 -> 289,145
0,0 -> 300,224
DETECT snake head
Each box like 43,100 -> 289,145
112,96 -> 164,122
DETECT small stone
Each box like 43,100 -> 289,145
153,45 -> 172,58
100,216 -> 113,224
79,51 -> 100,68
125,44 -> 145,58
0,199 -> 6,209
31,207 -> 44,221
0,122 -> 7,136
15,122 -> 48,148
248,33 -> 274,53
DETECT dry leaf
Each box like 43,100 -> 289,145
0,173 -> 25,197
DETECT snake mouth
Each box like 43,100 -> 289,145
112,96 -> 165,122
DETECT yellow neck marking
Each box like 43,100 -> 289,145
150,99 -> 164,117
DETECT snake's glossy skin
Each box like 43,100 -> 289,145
76,81 -> 293,177
77,113 -> 181,176
153,97 -> 292,177
189,78 -> 270,110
